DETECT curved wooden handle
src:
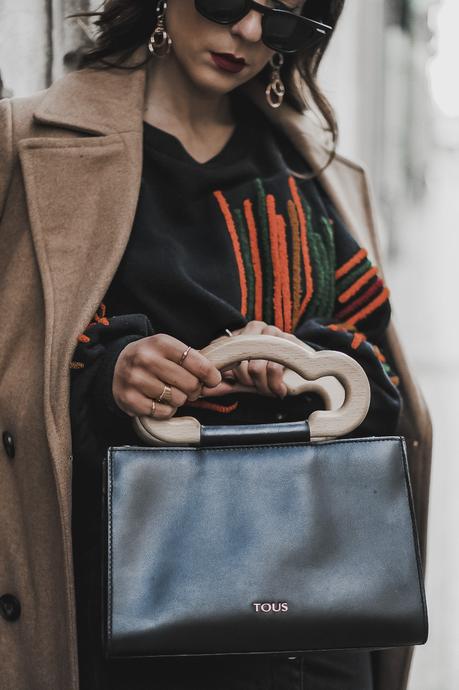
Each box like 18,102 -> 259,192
133,334 -> 370,445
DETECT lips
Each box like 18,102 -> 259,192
210,52 -> 247,73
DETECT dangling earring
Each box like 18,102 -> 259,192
265,52 -> 285,108
148,0 -> 172,57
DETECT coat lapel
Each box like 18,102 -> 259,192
18,50 -> 376,507
18,63 -> 146,505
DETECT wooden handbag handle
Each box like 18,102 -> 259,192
132,334 -> 371,444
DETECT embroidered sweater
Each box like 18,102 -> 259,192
69,92 -> 400,454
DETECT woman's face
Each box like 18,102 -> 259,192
164,0 -> 303,93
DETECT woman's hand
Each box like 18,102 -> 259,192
201,321 -> 306,399
112,334 -> 222,418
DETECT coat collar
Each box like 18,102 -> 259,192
32,54 -> 147,136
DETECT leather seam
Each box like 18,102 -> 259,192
113,436 -> 402,455
107,448 -> 114,646
399,437 -> 429,639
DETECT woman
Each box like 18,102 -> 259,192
68,1 -> 401,689
0,0 -> 431,689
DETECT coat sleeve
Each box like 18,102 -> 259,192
0,98 -> 13,221
292,196 -> 402,438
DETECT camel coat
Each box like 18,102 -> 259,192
0,50 -> 431,690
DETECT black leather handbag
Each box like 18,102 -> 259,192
103,334 -> 428,659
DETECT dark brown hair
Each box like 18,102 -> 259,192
74,0 -> 345,165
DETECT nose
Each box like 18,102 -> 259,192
230,9 -> 263,44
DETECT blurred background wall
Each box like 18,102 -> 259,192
0,2 -> 456,688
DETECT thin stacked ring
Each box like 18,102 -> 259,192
149,346 -> 202,417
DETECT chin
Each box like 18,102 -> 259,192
190,64 -> 244,95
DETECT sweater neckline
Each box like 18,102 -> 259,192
142,117 -> 247,168
142,92 -> 262,169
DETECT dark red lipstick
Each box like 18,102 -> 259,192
210,52 -> 247,73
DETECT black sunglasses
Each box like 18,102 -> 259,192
194,0 -> 333,54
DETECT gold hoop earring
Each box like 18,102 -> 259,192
148,0 -> 172,57
265,52 -> 285,109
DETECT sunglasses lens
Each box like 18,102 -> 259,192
194,0 -> 328,53
263,14 -> 321,52
195,0 -> 248,23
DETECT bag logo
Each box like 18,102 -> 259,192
252,602 -> 288,613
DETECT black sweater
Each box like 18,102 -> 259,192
69,92 -> 401,690
70,92 -> 401,443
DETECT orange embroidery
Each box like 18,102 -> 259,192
345,288 -> 390,326
287,199 -> 302,327
214,190 -> 248,316
335,248 -> 368,279
277,214 -> 292,333
266,194 -> 283,330
372,344 -> 387,363
351,333 -> 367,349
288,177 -> 313,318
336,278 -> 384,321
327,323 -> 356,332
186,400 -> 239,414
77,303 -> 110,342
338,267 -> 379,304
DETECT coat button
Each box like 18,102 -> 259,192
0,594 -> 21,622
275,412 -> 286,422
2,431 -> 15,459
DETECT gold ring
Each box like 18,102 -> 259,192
150,399 -> 157,417
179,345 -> 192,366
158,383 -> 172,404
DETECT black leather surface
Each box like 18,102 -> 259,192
104,436 -> 428,658
200,420 -> 310,446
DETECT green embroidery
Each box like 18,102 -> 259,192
214,176 -> 336,330
234,208 -> 255,319
255,178 -> 274,324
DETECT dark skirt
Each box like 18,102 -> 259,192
104,651 -> 374,690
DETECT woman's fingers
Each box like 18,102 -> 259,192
246,358 -> 272,396
266,360 -> 287,398
126,323 -> 291,409
231,320 -> 267,386
129,334 -> 222,400
130,371 -> 189,407
244,359 -> 286,398
154,334 -> 221,384
259,325 -> 287,398
201,381 -> 258,397
112,334 -> 223,418
230,322 -> 287,397
113,386 -> 177,419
